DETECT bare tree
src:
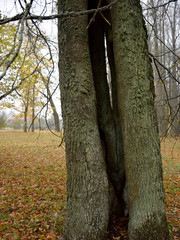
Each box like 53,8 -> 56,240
143,0 -> 180,136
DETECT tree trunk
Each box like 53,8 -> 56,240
110,0 -> 169,239
24,88 -> 29,133
41,72 -> 60,132
150,0 -> 168,136
58,0 -> 109,239
24,105 -> 28,132
47,87 -> 60,132
88,2 -> 125,214
169,1 -> 180,136
32,84 -> 35,132
58,0 -> 169,239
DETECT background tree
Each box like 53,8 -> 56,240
143,0 -> 180,136
0,20 -> 22,100
0,111 -> 7,129
0,16 -> 61,132
166,1 -> 180,135
39,75 -> 60,132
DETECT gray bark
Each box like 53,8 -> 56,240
58,0 -> 169,239
110,0 -> 169,239
58,0 -> 109,239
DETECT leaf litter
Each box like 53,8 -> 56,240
0,131 -> 179,239
0,130 -> 66,240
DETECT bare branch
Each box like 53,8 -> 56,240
28,83 -> 59,131
144,16 -> 179,59
143,0 -> 178,11
150,52 -> 180,136
0,0 -> 119,25
149,53 -> 180,85
86,0 -> 102,29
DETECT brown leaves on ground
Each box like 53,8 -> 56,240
0,131 -> 179,239
161,137 -> 180,240
107,137 -> 180,240
0,130 -> 66,240
107,215 -> 128,240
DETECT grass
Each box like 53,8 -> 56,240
0,130 -> 179,239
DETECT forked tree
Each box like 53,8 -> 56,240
0,0 -> 170,239
58,0 -> 169,239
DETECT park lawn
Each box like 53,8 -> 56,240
0,130 -> 66,240
0,130 -> 179,240
161,137 -> 180,240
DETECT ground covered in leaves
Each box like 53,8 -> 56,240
0,131 -> 66,240
0,131 -> 179,239
161,137 -> 180,240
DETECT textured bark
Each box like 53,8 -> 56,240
58,0 -> 109,239
58,0 -> 169,239
110,0 -> 169,239
88,2 -> 125,214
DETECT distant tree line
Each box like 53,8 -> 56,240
0,111 -> 63,131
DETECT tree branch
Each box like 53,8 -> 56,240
0,53 -> 46,100
149,52 -> 180,85
0,0 -> 119,25
0,3 -> 32,81
143,0 -> 177,11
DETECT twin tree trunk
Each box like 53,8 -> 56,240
58,0 -> 169,239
